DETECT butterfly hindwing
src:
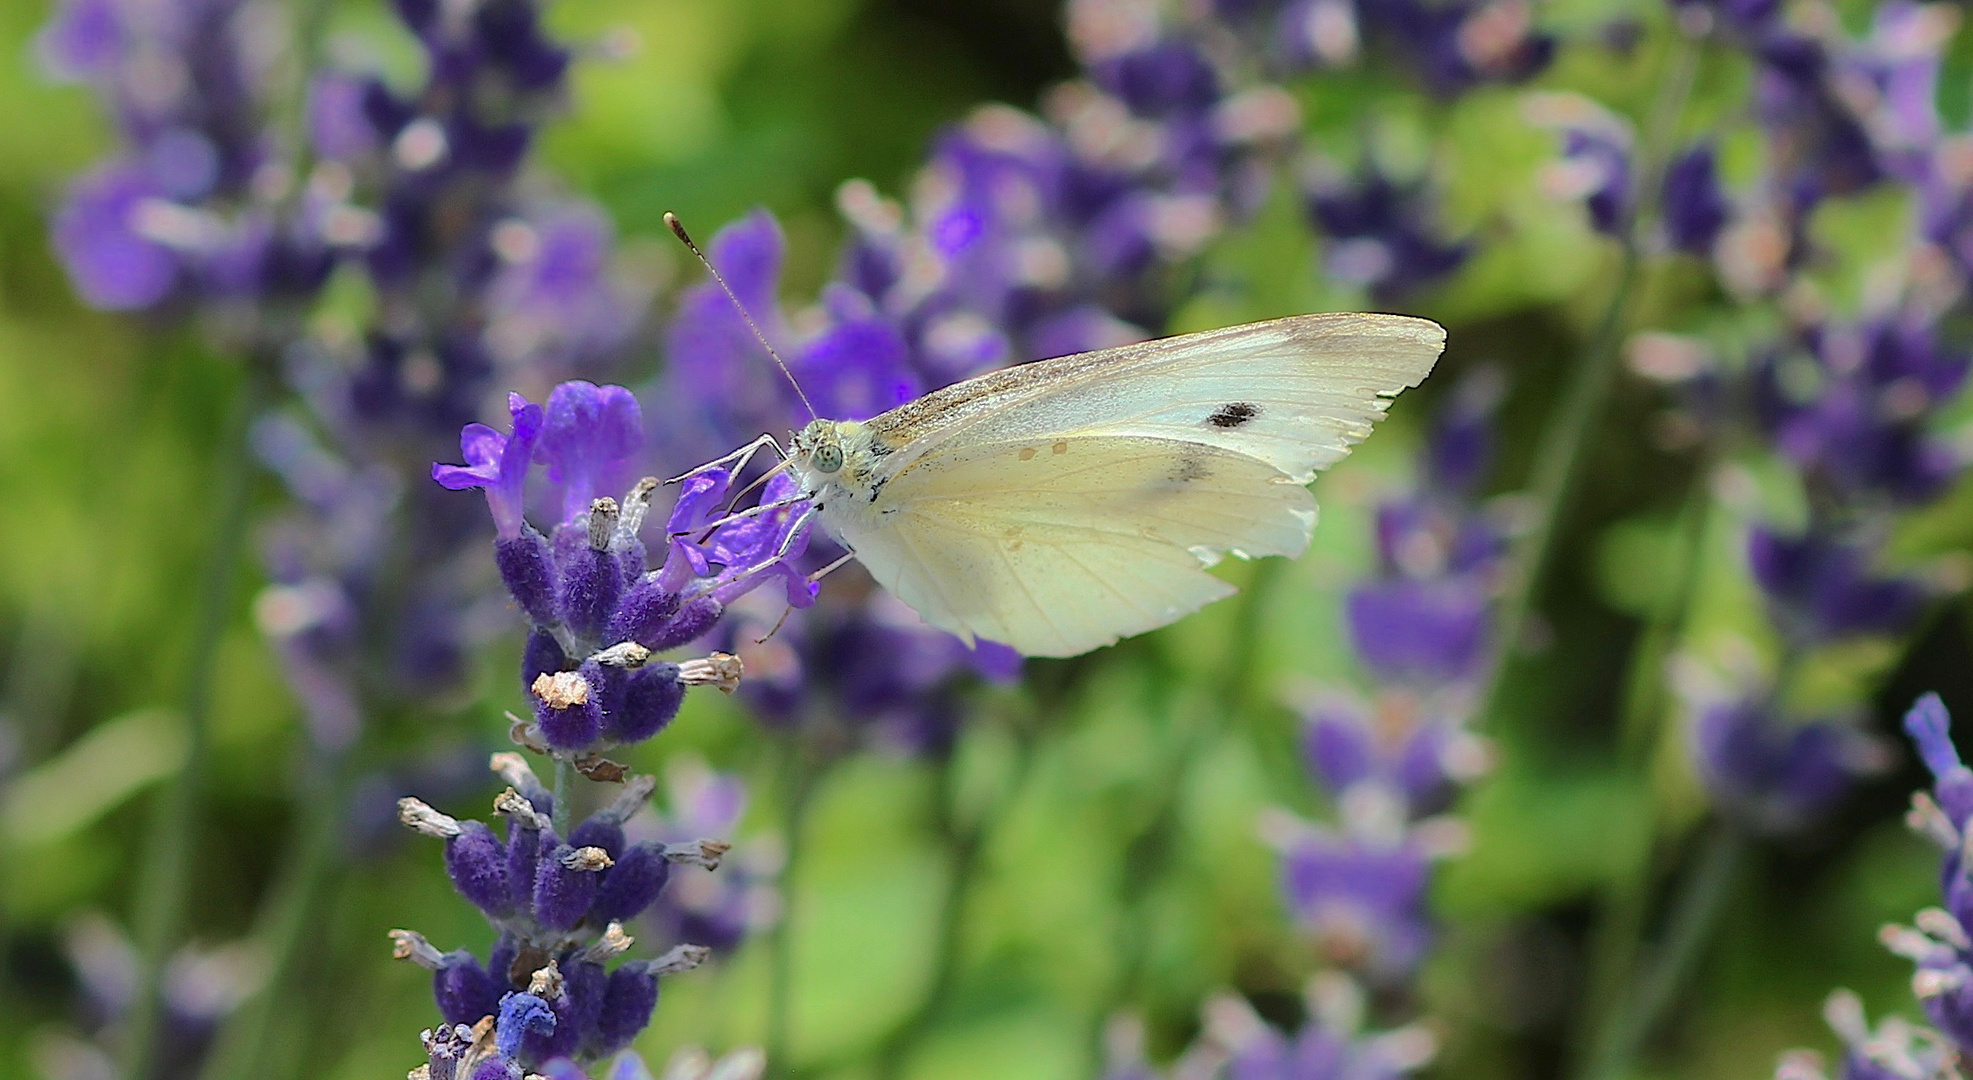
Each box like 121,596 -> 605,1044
825,433 -> 1316,656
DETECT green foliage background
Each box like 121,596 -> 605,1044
0,0 -> 1966,1077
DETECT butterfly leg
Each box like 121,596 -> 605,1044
665,432 -> 786,485
675,496 -> 810,541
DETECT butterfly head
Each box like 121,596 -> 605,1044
793,419 -> 847,474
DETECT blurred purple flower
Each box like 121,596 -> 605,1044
1307,169 -> 1471,302
1203,975 -> 1436,1080
1662,143 -> 1732,255
52,163 -> 182,310
1746,528 -> 1929,644
1690,700 -> 1885,833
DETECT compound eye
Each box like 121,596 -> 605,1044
813,442 -> 844,473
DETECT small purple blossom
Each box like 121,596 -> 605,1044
1202,975 -> 1436,1080
1662,143 -> 1732,255
1746,528 -> 1930,644
435,383 -> 809,755
433,394 -> 546,540
539,382 -> 644,524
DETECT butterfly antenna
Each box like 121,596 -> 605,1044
665,211 -> 819,422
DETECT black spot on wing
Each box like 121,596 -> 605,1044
1207,402 -> 1260,428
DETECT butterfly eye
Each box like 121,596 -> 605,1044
813,442 -> 844,473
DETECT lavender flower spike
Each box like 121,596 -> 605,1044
433,394 -> 546,540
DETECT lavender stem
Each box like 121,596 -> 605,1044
1573,472 -> 1715,1073
874,719 -> 1036,1079
195,762 -> 342,1080
121,354 -> 267,1080
767,730 -> 826,1078
1474,27 -> 1707,730
1582,823 -> 1747,1080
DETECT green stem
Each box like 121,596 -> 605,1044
1581,823 -> 1747,1080
1474,29 -> 1706,729
1573,472 -> 1714,1073
874,720 -> 1037,1079
196,763 -> 344,1080
120,357 -> 265,1080
767,731 -> 825,1079
1096,558 -> 1279,1051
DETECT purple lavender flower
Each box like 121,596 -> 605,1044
434,394 -> 546,540
1528,94 -> 1634,237
1306,168 -> 1471,302
1872,696 -> 1973,1052
1199,975 -> 1436,1080
394,759 -> 725,1071
1745,528 -> 1930,644
1750,318 -> 1969,505
1271,820 -> 1440,977
1661,143 -> 1732,255
1689,699 -> 1885,833
435,382 -> 811,755
38,0 -> 338,315
1771,991 -> 1961,1080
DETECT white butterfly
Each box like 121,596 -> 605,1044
771,313 -> 1446,658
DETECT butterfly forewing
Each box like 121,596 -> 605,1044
864,312 -> 1445,484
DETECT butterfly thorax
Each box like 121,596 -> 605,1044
790,418 -> 891,512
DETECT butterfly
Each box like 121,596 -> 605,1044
665,215 -> 1444,658
781,313 -> 1445,657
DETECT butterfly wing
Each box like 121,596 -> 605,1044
826,311 -> 1445,657
864,312 -> 1446,484
825,434 -> 1315,656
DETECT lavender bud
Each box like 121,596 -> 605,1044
557,511 -> 623,638
522,629 -> 570,690
434,953 -> 500,1026
444,820 -> 512,917
533,843 -> 610,930
608,664 -> 685,743
606,575 -> 681,645
617,537 -> 648,582
593,963 -> 660,1058
587,841 -> 672,925
488,932 -> 520,988
567,817 -> 625,858
562,958 -> 608,1059
647,596 -> 723,651
495,528 -> 558,625
497,794 -> 554,913
532,669 -> 602,750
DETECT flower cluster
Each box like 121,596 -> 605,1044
1588,0 -> 1973,833
1264,371 -> 1502,983
37,0 -> 338,316
394,756 -> 725,1074
32,915 -> 261,1080
1768,694 -> 1973,1080
1099,974 -> 1438,1080
246,0 -> 645,756
436,380 -> 810,757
